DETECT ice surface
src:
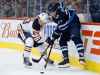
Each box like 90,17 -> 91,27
0,48 -> 99,75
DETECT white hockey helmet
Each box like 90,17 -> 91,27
38,13 -> 49,24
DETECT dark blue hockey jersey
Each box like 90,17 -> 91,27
52,10 -> 81,39
54,10 -> 81,32
52,9 -> 81,39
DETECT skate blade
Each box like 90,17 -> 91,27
24,65 -> 33,69
56,64 -> 70,68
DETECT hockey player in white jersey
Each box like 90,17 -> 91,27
17,13 -> 49,66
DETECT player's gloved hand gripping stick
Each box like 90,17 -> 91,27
32,37 -> 54,63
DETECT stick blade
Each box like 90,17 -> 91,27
32,58 -> 40,63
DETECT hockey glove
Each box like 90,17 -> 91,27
33,41 -> 44,47
46,37 -> 54,45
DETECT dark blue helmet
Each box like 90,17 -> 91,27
47,3 -> 60,13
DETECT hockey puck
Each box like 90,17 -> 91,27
40,71 -> 44,74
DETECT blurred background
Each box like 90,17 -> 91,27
0,0 -> 100,22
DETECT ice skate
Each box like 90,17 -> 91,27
23,57 -> 32,67
79,59 -> 86,65
57,59 -> 70,68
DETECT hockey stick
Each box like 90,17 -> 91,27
17,24 -> 26,41
32,44 -> 50,63
40,44 -> 53,74
44,44 -> 53,69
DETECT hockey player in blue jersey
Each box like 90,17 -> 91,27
18,13 -> 49,66
46,3 -> 85,67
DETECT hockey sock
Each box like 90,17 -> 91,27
23,46 -> 31,58
76,44 -> 85,60
23,46 -> 32,66
62,50 -> 69,63
59,46 -> 69,65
